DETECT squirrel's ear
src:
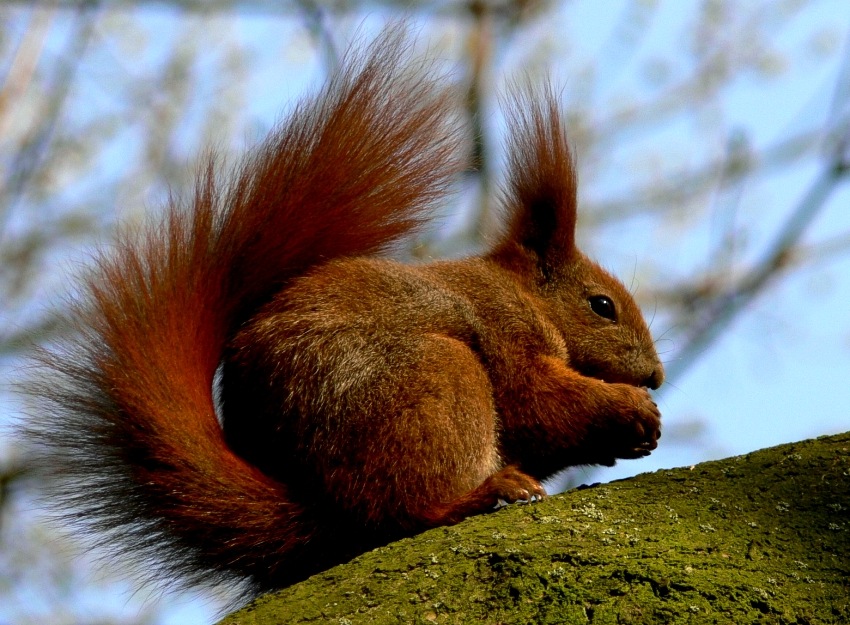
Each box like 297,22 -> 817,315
499,83 -> 578,269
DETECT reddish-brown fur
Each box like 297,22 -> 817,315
24,31 -> 663,597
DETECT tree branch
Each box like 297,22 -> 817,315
664,160 -> 848,382
220,431 -> 850,624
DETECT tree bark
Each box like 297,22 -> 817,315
220,432 -> 850,624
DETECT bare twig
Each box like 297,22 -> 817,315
0,3 -> 99,238
294,0 -> 339,73
665,163 -> 847,383
0,8 -> 56,139
662,24 -> 850,383
584,127 -> 827,225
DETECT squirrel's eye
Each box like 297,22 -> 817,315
588,295 -> 617,321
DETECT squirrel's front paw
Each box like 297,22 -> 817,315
618,384 -> 661,454
594,384 -> 661,464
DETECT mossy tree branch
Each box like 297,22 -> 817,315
221,431 -> 850,624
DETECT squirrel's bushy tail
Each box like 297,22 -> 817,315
24,29 -> 461,593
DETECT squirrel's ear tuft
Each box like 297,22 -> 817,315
499,83 -> 578,269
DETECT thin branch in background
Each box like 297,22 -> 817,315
295,0 -> 339,74
590,1 -> 798,149
466,0 -> 495,239
0,3 -> 99,239
0,8 -> 56,140
825,23 -> 850,121
585,126 -> 826,225
704,129 -> 752,285
798,231 -> 850,267
665,161 -> 848,383
0,8 -> 56,232
462,0 -> 547,243
663,30 -> 850,384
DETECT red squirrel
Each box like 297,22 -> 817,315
25,31 -> 663,595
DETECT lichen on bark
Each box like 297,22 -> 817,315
220,432 -> 850,624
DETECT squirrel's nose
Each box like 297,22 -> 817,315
644,366 -> 664,390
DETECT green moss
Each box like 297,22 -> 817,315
221,432 -> 850,624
